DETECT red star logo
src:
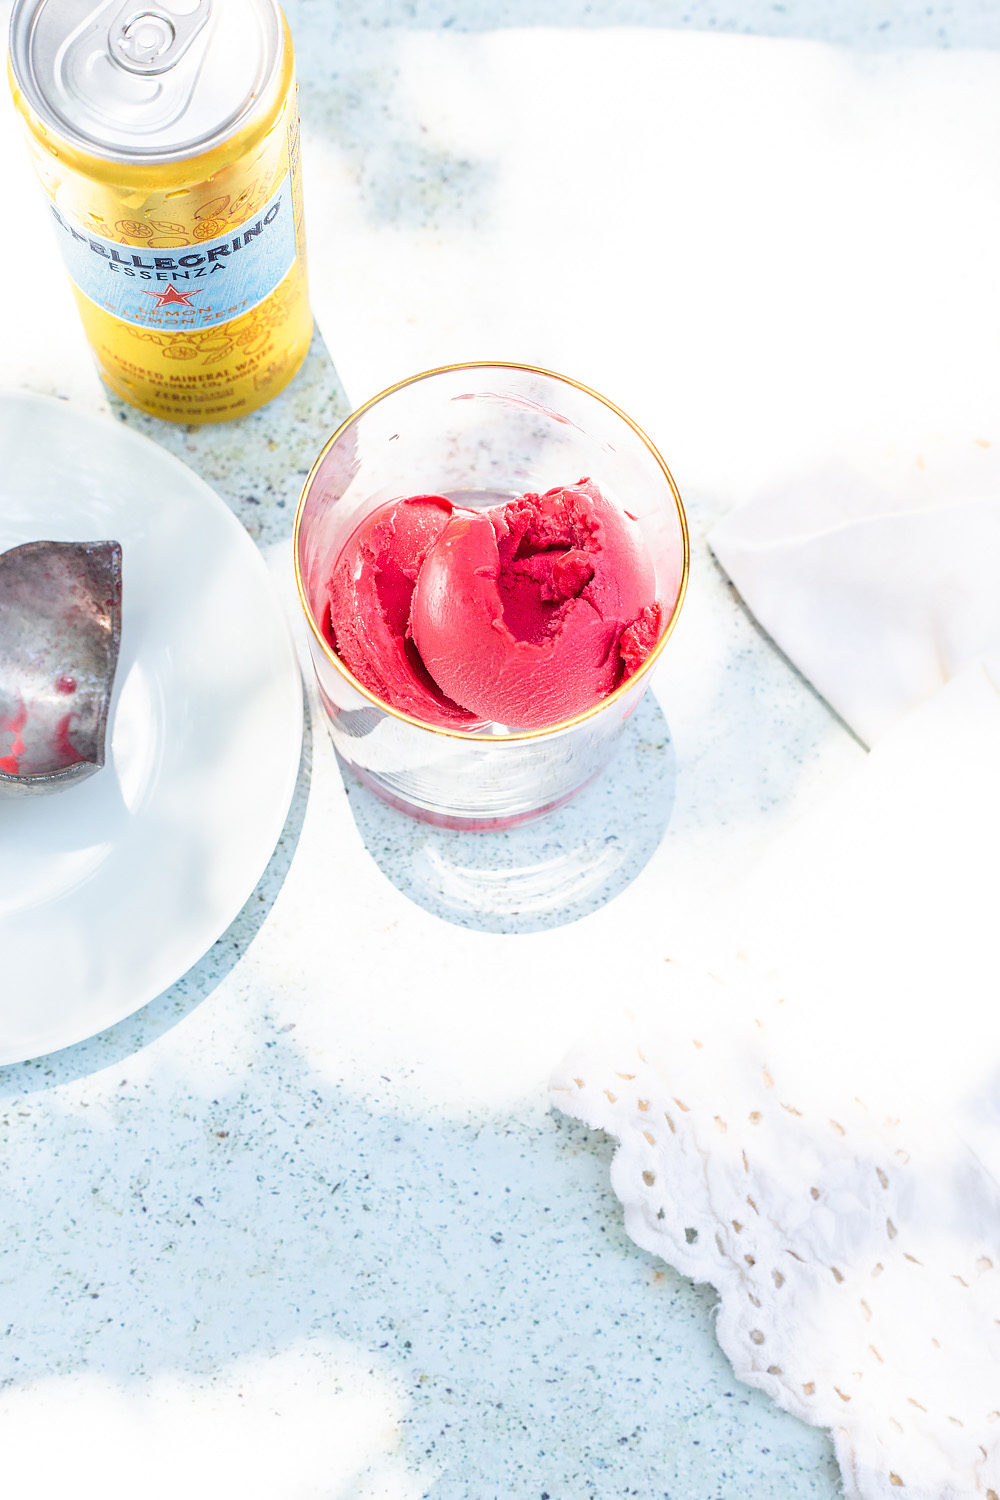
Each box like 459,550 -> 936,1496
141,282 -> 200,308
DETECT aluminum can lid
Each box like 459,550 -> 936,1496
8,0 -> 284,162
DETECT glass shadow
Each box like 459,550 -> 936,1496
341,690 -> 675,934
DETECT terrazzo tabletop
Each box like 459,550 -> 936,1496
2,1 -> 996,1495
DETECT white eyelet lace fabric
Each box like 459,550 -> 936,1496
554,658 -> 1000,1500
553,962 -> 1000,1500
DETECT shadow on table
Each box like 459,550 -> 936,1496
341,690 -> 675,933
0,684 -> 314,1100
0,1034 -> 845,1500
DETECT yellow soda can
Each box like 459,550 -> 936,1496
7,0 -> 312,423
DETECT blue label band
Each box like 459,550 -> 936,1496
50,177 -> 297,330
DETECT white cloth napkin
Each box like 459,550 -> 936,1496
710,437 -> 1000,745
555,650 -> 1000,1500
554,428 -> 1000,1500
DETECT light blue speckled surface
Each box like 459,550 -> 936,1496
2,1 -> 989,1494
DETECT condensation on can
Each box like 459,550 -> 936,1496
7,0 -> 312,424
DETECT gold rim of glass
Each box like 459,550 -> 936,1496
293,360 -> 691,743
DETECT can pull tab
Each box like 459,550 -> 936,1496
108,0 -> 212,76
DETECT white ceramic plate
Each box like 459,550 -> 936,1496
0,394 -> 303,1064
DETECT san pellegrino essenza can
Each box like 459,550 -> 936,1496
7,0 -> 312,423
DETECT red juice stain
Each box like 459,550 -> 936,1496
53,712 -> 82,768
55,675 -> 77,694
0,697 -> 28,775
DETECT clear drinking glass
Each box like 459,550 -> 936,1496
294,362 -> 689,829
